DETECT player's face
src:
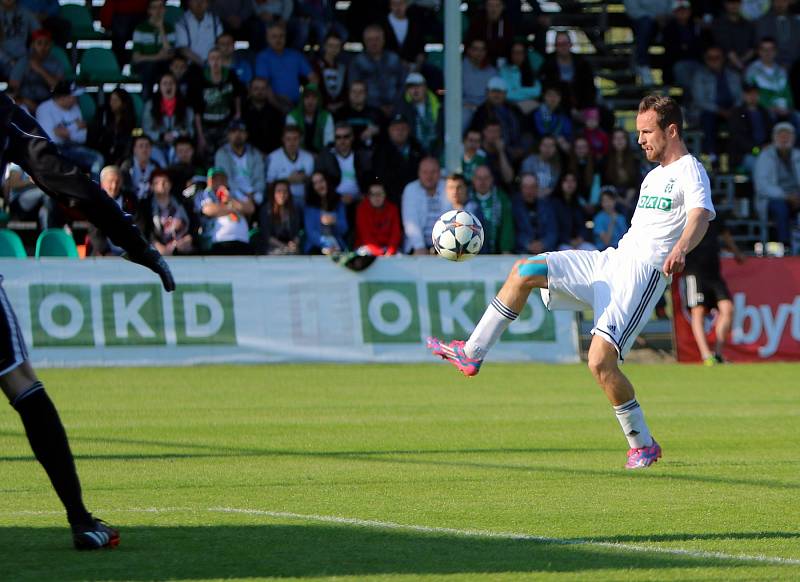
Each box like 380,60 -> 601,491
636,110 -> 669,163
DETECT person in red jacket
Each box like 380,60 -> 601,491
355,181 -> 402,255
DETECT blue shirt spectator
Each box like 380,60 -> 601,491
593,190 -> 629,250
532,86 -> 573,149
303,171 -> 348,254
255,22 -> 313,105
511,173 -> 559,254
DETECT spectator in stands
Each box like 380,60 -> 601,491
122,133 -> 161,201
286,82 -> 334,153
216,31 -> 252,87
396,72 -> 443,157
755,0 -> 800,67
3,160 -> 57,229
511,173 -> 558,254
36,81 -> 103,178
303,170 -> 349,255
462,38 -> 497,130
753,121 -> 800,248
372,113 -> 424,204
210,0 -> 254,42
623,0 -> 672,86
480,119 -> 514,190
465,0 -> 514,65
175,0 -> 223,67
255,20 -> 315,109
402,156 -> 448,254
191,47 -> 245,158
741,0 -> 771,21
0,0 -> 40,79
143,72 -> 195,166
8,28 -> 62,113
196,166 -> 254,254
335,80 -> 383,150
355,180 -> 402,256
348,23 -> 405,118
531,86 -> 573,152
711,0 -> 756,72
312,31 -> 349,112
593,189 -> 629,251
539,31 -> 597,114
168,53 -> 194,98
469,76 -> 524,161
242,76 -> 285,155
167,135 -> 205,197
292,1 -> 347,52
692,45 -> 743,161
470,164 -> 514,254
383,0 -> 425,70
266,124 -> 315,208
444,172 -> 479,214
100,0 -> 147,66
18,0 -> 69,48
214,119 -> 265,205
567,136 -> 601,210
88,165 -> 130,256
140,169 -> 195,256
552,171 -> 595,251
316,120 -> 371,230
728,83 -> 773,172
662,0 -> 703,93
580,107 -> 609,160
521,135 -> 562,197
603,128 -> 642,218
746,37 -> 795,124
132,0 -> 176,99
498,40 -> 541,116
256,179 -> 301,254
461,128 -> 487,182
252,0 -> 292,50
89,87 -> 138,168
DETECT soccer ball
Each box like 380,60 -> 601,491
432,209 -> 484,261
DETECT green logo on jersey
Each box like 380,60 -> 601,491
638,195 -> 673,211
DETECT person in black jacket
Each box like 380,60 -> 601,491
0,93 -> 174,550
727,83 -> 774,172
371,113 -> 423,204
538,31 -> 597,114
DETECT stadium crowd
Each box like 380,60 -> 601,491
1,0 -> 799,256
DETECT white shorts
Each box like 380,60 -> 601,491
538,248 -> 668,360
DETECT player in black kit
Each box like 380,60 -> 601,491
0,93 -> 175,549
684,209 -> 744,365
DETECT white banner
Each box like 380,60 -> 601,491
0,256 -> 580,367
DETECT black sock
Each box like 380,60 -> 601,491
11,382 -> 91,526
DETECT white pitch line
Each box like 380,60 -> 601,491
210,507 -> 800,567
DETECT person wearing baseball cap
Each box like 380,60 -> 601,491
197,164 -> 255,254
397,71 -> 442,155
213,118 -> 266,205
286,82 -> 334,153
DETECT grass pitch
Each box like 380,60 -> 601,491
1,362 -> 798,581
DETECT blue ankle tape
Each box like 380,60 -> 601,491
517,255 -> 548,278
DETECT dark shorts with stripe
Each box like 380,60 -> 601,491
683,272 -> 732,309
0,279 -> 29,375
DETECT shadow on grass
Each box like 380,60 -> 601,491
0,524 -> 775,581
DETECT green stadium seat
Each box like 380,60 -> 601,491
60,4 -> 104,41
165,5 -> 183,26
78,48 -> 126,84
78,92 -> 96,123
35,228 -> 79,258
0,229 -> 28,258
130,92 -> 144,126
50,45 -> 75,81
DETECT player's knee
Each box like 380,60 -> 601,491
587,346 -> 618,382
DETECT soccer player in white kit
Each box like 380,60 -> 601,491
428,95 -> 716,469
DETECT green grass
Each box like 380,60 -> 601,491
1,362 -> 799,581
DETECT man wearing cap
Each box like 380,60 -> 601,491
754,121 -> 800,249
7,28 -> 63,112
372,112 -> 424,204
35,81 -> 104,179
468,76 -> 523,161
214,119 -> 266,206
286,83 -> 334,153
196,166 -> 255,253
396,72 -> 442,156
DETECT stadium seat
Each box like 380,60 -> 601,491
60,4 -> 104,41
35,229 -> 79,258
78,92 -> 96,123
0,229 -> 28,258
78,48 -> 126,84
165,5 -> 183,26
130,92 -> 144,126
51,45 -> 75,81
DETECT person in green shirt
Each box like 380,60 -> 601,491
132,0 -> 176,98
461,128 -> 487,182
470,164 -> 514,254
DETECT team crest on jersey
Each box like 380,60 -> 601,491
664,178 -> 676,194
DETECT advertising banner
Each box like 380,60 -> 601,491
0,256 -> 580,367
671,257 -> 800,362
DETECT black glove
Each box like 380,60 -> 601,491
124,246 -> 176,292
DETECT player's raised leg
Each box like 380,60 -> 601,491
587,336 -> 661,469
427,256 -> 548,375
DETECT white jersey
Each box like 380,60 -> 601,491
617,154 -> 715,270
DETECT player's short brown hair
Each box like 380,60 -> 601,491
638,95 -> 684,137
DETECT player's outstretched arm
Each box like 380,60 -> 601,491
0,95 -> 175,291
662,207 -> 712,276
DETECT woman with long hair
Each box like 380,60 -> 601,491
303,171 -> 348,254
520,135 -> 562,196
567,135 -> 602,211
603,128 -> 643,217
552,171 -> 595,251
89,87 -> 137,167
142,72 -> 195,166
258,179 -> 302,255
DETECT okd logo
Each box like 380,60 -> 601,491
29,283 -> 236,347
359,281 -> 554,343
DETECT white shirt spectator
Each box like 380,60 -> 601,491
401,178 -> 450,253
175,8 -> 223,63
266,146 -> 315,204
35,98 -> 86,144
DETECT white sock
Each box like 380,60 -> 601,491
613,399 -> 653,449
464,297 -> 518,360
